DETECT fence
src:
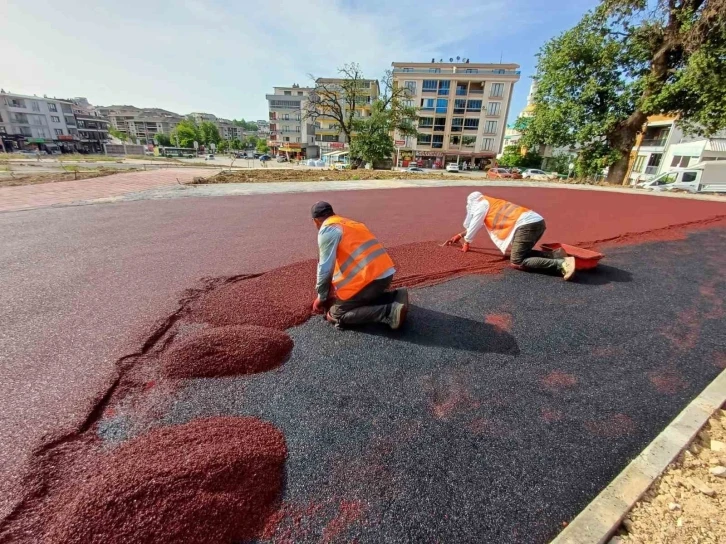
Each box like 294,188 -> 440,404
104,144 -> 146,156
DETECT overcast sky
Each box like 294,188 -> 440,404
0,0 -> 598,124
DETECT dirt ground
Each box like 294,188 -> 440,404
191,169 -> 483,184
0,168 -> 131,188
613,407 -> 726,544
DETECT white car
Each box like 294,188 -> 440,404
522,168 -> 555,180
446,163 -> 460,173
204,154 -> 215,160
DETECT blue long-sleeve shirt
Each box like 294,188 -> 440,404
316,224 -> 395,299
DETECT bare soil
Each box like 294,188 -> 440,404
614,407 -> 726,544
189,169 -> 474,184
0,168 -> 131,188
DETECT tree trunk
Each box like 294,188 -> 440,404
606,152 -> 632,185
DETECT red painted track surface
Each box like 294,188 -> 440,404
0,186 -> 725,519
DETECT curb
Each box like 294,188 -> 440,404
551,368 -> 726,544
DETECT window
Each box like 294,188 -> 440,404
296,137 -> 301,142
402,67 -> 414,72
20,127 -> 33,136
297,91 -> 303,96
429,68 -> 441,73
438,81 -> 450,95
296,126 -> 300,132
421,98 -> 435,110
30,116 -> 44,126
51,116 -> 60,123
269,100 -> 299,108
484,120 -> 497,133
31,101 -> 40,112
432,135 -> 444,148
35,127 -> 49,138
404,81 -> 416,94
464,118 -> 479,129
487,102 -> 501,116
418,134 -> 432,144
465,68 -> 478,74
454,99 -> 466,114
434,118 -> 446,131
418,117 -> 433,128
54,128 -> 64,136
283,114 -> 290,120
435,99 -> 448,113
682,172 -> 698,182
466,100 -> 482,111
456,84 -> 467,96
647,153 -> 662,167
10,98 -> 26,108
47,103 -> 57,112
402,99 -> 414,108
12,112 -> 28,123
284,137 -> 290,141
450,135 -> 461,145
462,136 -> 476,147
451,118 -> 463,132
490,83 -> 504,97
670,155 -> 691,167
633,155 -> 646,173
322,134 -> 339,142
423,80 -> 437,92
481,138 -> 495,151
284,91 -> 292,95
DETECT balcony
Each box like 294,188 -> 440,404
393,67 -> 522,76
432,142 -> 443,149
640,138 -> 667,147
469,89 -> 484,95
433,126 -> 446,132
464,125 -> 478,131
644,166 -> 660,175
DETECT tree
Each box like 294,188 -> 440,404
497,144 -> 543,169
245,135 -> 259,149
256,140 -> 269,154
349,96 -> 418,165
217,140 -> 229,153
109,128 -> 132,143
232,119 -> 258,131
231,138 -> 242,150
155,133 -> 172,146
199,121 -> 221,146
170,120 -> 201,148
521,0 -> 726,184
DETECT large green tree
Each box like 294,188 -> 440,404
497,145 -> 543,169
199,121 -> 221,146
255,140 -> 269,154
349,99 -> 418,165
170,120 -> 201,148
521,0 -> 726,183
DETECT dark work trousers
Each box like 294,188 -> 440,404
509,220 -> 563,272
330,275 -> 396,326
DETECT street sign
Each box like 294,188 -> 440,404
395,140 -> 406,146
193,141 -> 199,149
210,143 -> 216,151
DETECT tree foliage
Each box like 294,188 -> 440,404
109,128 -> 132,143
170,120 -> 200,148
217,140 -> 229,153
255,140 -> 269,154
199,121 -> 220,146
497,145 -> 543,169
232,119 -> 258,131
155,133 -> 172,146
522,0 -> 726,183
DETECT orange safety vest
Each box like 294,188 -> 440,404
480,196 -> 530,242
323,216 -> 395,300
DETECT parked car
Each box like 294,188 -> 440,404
521,168 -> 553,179
637,161 -> 726,193
276,156 -> 288,162
446,163 -> 460,173
253,153 -> 262,159
258,154 -> 271,161
204,154 -> 215,160
406,166 -> 424,173
487,167 -> 513,179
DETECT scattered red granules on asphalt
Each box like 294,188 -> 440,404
540,407 -> 564,423
425,376 -> 479,420
485,312 -> 513,332
467,417 -> 509,437
322,500 -> 365,544
714,352 -> 726,370
647,368 -> 689,394
540,370 -> 578,391
584,413 -> 636,438
43,417 -> 286,544
661,308 -> 701,351
161,325 -> 293,379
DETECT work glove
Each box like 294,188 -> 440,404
312,296 -> 326,314
446,233 -> 463,246
461,242 -> 470,253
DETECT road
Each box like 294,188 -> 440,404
0,185 -> 725,535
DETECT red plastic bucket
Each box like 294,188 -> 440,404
541,243 -> 604,270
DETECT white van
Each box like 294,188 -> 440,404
638,161 -> 726,193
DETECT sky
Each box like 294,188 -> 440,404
0,0 -> 599,125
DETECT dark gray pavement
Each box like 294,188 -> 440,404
139,229 -> 726,543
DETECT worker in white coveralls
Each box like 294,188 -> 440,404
446,191 -> 577,281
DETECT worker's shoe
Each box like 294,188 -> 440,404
561,256 -> 576,281
384,302 -> 408,330
551,247 -> 568,260
394,288 -> 409,308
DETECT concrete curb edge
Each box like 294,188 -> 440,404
551,368 -> 726,544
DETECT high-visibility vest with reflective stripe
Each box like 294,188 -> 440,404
480,196 -> 530,242
323,215 -> 394,300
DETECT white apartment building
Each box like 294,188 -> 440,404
266,84 -> 317,157
0,90 -> 80,152
391,61 -> 521,168
98,105 -> 183,145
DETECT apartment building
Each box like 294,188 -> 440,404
98,105 -> 183,144
391,61 -> 521,168
627,115 -> 683,183
312,78 -> 380,155
0,90 -> 81,152
256,120 -> 270,137
266,84 -> 316,157
71,97 -> 110,153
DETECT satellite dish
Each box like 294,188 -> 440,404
456,56 -> 461,61
466,59 -> 470,63
431,58 -> 435,63
439,59 -> 443,62
449,58 -> 453,62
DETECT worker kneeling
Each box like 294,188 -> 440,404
447,192 -> 577,280
311,201 -> 409,329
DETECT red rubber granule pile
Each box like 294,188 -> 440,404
42,417 -> 286,544
162,325 -> 293,379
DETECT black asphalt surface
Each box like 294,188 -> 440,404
107,229 -> 724,543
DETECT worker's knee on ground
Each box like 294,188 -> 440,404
509,261 -> 525,270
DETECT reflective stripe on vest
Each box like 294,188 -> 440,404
323,215 -> 395,300
480,196 -> 529,241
